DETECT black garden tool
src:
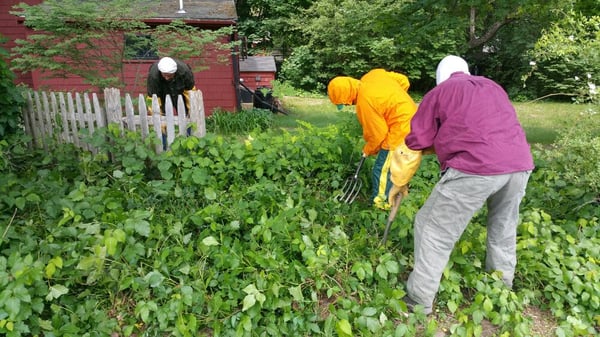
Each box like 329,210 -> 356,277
381,192 -> 404,245
336,155 -> 366,204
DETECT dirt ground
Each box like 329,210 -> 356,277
433,306 -> 558,337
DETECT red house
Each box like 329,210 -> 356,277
1,0 -> 249,114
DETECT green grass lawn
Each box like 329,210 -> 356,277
276,96 -> 599,145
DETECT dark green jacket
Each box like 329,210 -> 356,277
146,58 -> 195,115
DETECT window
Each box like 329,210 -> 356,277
124,34 -> 158,60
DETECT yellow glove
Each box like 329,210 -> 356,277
389,184 -> 409,208
389,141 -> 422,188
146,96 -> 154,115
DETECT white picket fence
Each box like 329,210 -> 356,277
22,88 -> 206,153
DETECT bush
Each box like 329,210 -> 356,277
524,13 -> 599,103
525,112 -> 600,219
0,38 -> 25,138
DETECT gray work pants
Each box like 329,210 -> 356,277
406,168 -> 531,313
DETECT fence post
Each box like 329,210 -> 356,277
22,91 -> 36,148
104,88 -> 123,132
138,94 -> 150,139
57,92 -> 71,144
189,90 -> 206,137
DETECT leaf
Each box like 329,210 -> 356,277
289,285 -> 304,302
46,284 -> 69,301
483,298 -> 493,313
202,236 -> 220,246
204,187 -> 217,200
4,297 -> 20,318
44,263 -> 56,279
181,285 -> 193,306
145,271 -> 164,288
384,260 -> 399,274
335,319 -> 353,337
361,307 -> 377,316
105,236 -> 118,256
242,294 -> 256,311
113,170 -> 124,178
447,300 -> 458,313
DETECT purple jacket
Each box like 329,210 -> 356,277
406,73 -> 534,174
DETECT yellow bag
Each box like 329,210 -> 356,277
390,142 -> 422,187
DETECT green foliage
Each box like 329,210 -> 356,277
151,20 -> 237,72
206,109 -> 275,134
523,12 -> 600,103
0,39 -> 25,138
235,0 -> 313,56
10,0 -> 150,89
267,0 -> 574,93
1,106 -> 599,336
517,209 -> 599,337
525,113 -> 600,220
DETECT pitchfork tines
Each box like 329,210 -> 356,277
336,156 -> 366,203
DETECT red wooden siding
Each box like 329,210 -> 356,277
1,0 -> 41,88
1,0 -> 238,115
240,71 -> 276,91
239,55 -> 277,91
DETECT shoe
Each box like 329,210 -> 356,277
402,295 -> 432,316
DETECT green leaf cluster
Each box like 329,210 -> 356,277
524,12 -> 600,103
0,115 -> 598,336
0,38 -> 25,138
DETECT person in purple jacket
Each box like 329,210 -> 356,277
389,55 -> 535,315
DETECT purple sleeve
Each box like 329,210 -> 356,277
405,92 -> 438,151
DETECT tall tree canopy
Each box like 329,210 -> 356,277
237,0 -> 597,98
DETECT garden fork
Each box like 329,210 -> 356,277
336,155 -> 366,203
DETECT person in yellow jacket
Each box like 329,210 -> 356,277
328,69 -> 418,209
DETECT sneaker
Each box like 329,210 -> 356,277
402,295 -> 432,316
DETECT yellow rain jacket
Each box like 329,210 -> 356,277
328,69 -> 417,156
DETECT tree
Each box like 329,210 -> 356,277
275,0 -> 572,93
524,11 -> 599,103
10,0 -> 236,90
235,0 -> 313,58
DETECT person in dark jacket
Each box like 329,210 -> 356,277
146,56 -> 196,116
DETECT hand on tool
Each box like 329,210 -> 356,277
389,184 -> 409,207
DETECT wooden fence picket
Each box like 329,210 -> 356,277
21,88 -> 206,154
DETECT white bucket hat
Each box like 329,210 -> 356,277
435,55 -> 470,85
157,57 -> 178,74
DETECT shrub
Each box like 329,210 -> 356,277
0,38 -> 25,138
524,12 -> 599,103
526,112 -> 600,219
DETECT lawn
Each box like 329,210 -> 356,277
276,96 -> 600,145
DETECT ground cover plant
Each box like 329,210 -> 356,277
0,99 -> 599,337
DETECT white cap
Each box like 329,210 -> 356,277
157,57 -> 177,74
435,55 -> 470,85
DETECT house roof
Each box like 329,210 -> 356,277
239,56 -> 277,73
148,0 -> 237,22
